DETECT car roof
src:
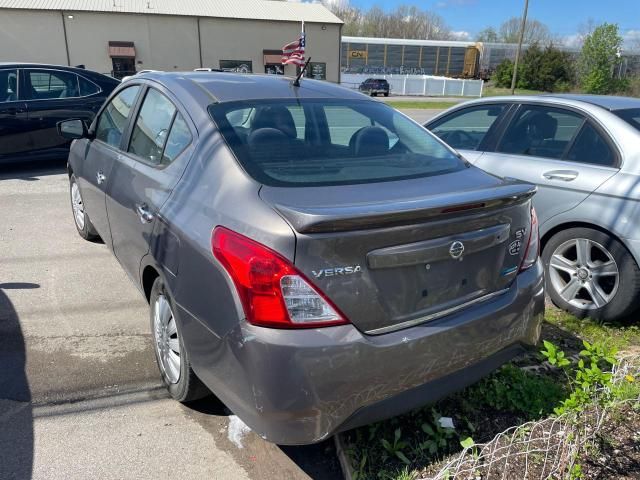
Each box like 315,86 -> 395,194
1,62 -> 87,72
452,94 -> 640,112
142,71 -> 366,103
543,94 -> 640,111
0,62 -> 116,80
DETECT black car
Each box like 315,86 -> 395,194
0,63 -> 119,164
358,78 -> 390,97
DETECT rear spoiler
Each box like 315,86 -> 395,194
274,183 -> 536,233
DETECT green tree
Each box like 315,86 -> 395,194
493,59 -> 519,88
519,44 -> 575,92
578,23 -> 624,94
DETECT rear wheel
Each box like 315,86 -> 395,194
543,227 -> 640,321
383,92 -> 389,97
150,277 -> 209,402
69,174 -> 99,241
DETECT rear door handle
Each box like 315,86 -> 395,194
542,170 -> 579,182
135,203 -> 155,224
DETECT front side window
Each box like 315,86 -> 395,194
95,85 -> 140,147
128,89 -> 176,165
430,104 -> 507,151
209,99 -> 464,187
26,69 -> 80,99
498,105 -> 584,160
0,69 -> 18,103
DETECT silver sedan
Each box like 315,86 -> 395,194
426,94 -> 640,322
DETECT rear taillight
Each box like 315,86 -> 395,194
520,207 -> 540,272
211,227 -> 348,329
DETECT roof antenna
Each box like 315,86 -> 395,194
292,57 -> 311,87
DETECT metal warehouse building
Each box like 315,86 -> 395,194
0,0 -> 342,81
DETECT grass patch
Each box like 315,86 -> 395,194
345,364 -> 568,480
545,307 -> 640,352
384,101 -> 460,110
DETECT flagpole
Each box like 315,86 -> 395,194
301,20 -> 305,77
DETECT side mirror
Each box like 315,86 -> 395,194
57,119 -> 89,140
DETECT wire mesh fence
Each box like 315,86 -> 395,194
429,355 -> 640,480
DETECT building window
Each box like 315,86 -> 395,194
108,41 -> 136,79
219,60 -> 253,73
309,63 -> 326,80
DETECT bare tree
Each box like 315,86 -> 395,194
321,1 -> 454,40
499,17 -> 551,44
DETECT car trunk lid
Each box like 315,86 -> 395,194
260,168 -> 536,334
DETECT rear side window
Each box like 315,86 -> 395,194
430,104 -> 507,151
78,76 -> 100,96
566,123 -> 615,166
128,89 -> 177,165
95,85 -> 140,147
26,69 -> 80,99
498,105 -> 584,159
162,113 -> 192,166
0,69 -> 18,102
209,99 -> 464,187
614,108 -> 640,132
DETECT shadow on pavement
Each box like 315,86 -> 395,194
187,395 -> 342,479
278,441 -> 343,480
0,284 -> 34,480
0,159 -> 67,181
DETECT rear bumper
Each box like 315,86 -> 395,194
184,260 -> 544,445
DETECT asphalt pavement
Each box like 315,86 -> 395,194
0,108 -> 436,480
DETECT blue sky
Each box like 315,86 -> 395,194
345,0 -> 640,46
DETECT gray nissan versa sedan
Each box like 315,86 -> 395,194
426,95 -> 640,322
58,72 -> 544,445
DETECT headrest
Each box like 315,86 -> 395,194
252,106 -> 297,138
350,126 -> 389,157
247,127 -> 292,163
527,112 -> 557,141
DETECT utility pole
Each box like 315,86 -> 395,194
510,0 -> 529,94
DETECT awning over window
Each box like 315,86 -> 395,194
263,50 -> 282,65
108,41 -> 136,58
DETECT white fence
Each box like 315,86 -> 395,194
340,73 -> 483,97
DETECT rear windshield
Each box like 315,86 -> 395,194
614,108 -> 640,132
208,99 -> 464,187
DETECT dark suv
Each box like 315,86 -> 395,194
359,78 -> 390,97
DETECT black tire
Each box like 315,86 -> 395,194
149,277 -> 209,403
69,174 -> 99,241
542,227 -> 640,321
372,92 -> 378,97
383,92 -> 389,97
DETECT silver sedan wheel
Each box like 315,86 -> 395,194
548,238 -> 620,311
71,181 -> 85,230
153,294 -> 181,384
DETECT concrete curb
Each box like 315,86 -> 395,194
334,434 -> 354,480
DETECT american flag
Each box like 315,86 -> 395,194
281,31 -> 306,66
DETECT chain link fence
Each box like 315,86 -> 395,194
429,355 -> 640,480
